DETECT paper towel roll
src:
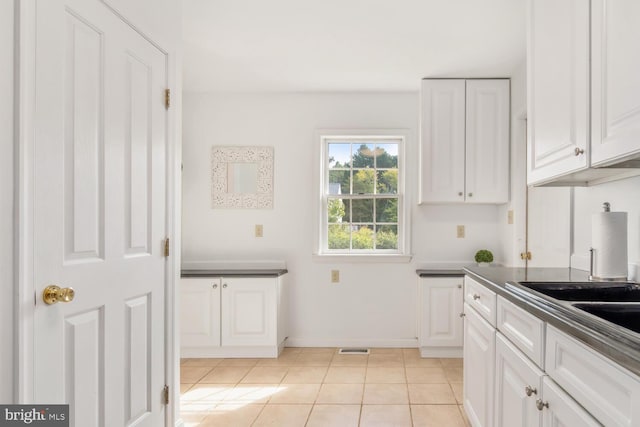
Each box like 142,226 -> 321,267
592,211 -> 628,280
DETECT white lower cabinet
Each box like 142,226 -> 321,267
463,302 -> 495,427
494,333 -> 543,427
418,277 -> 463,357
181,278 -> 222,348
180,275 -> 287,358
540,376 -> 600,427
221,277 -> 277,346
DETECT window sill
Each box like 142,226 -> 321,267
312,253 -> 413,263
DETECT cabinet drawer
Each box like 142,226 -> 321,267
546,325 -> 640,427
497,296 -> 545,368
464,276 -> 497,326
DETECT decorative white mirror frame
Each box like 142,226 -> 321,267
211,146 -> 274,209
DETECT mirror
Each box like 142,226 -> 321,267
228,163 -> 258,194
211,146 -> 274,209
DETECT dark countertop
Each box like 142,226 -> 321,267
463,266 -> 640,377
181,269 -> 288,278
416,269 -> 466,277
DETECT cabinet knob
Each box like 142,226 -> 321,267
223,283 -> 228,288
468,192 -> 473,197
473,294 -> 481,300
458,192 -> 463,196
535,399 -> 549,411
457,284 -> 462,289
525,385 -> 537,397
212,284 -> 218,289
459,312 -> 466,318
574,147 -> 585,156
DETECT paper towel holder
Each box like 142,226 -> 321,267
589,202 -> 628,282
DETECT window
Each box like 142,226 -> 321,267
319,133 -> 406,255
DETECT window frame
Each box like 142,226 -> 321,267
315,130 -> 409,258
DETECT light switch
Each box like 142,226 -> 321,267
255,224 -> 263,237
457,225 -> 465,238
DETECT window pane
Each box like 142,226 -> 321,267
328,224 -> 350,249
352,225 -> 374,249
375,143 -> 398,168
328,143 -> 351,168
376,198 -> 398,222
376,225 -> 398,249
352,199 -> 373,222
329,170 -> 350,195
352,143 -> 375,168
328,198 -> 350,223
353,169 -> 375,194
376,170 -> 398,194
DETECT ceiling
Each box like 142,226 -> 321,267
182,0 -> 526,93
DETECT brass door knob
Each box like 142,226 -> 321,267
43,285 -> 75,305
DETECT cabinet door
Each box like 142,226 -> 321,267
541,377 -> 601,427
494,334 -> 543,427
526,0 -> 589,185
419,79 -> 466,203
180,278 -> 221,347
591,0 -> 640,166
463,303 -> 496,427
465,79 -> 510,203
221,277 -> 277,346
419,278 -> 463,348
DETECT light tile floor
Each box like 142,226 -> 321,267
180,348 -> 471,427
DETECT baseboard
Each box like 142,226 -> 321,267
285,337 -> 418,348
419,347 -> 463,358
181,345 -> 282,358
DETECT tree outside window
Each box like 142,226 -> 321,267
324,138 -> 402,253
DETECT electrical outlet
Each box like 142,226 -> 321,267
255,224 -> 263,237
508,210 -> 514,225
457,225 -> 465,238
331,270 -> 340,283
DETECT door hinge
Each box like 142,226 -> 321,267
520,251 -> 532,261
162,385 -> 169,405
165,88 -> 171,109
164,238 -> 170,257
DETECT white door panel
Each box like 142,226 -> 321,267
33,0 -> 167,425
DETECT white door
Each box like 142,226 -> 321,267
526,0 -> 589,185
420,278 -> 463,348
180,278 -> 221,348
465,79 -> 510,204
463,303 -> 496,427
591,0 -> 640,166
221,278 -> 276,346
541,377 -> 601,427
494,334 -> 542,427
32,0 -> 168,425
419,79 -> 466,203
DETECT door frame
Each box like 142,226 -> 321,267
14,0 -> 181,425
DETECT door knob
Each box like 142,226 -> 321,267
43,285 -> 75,305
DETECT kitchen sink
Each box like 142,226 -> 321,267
517,281 -> 640,302
573,303 -> 640,334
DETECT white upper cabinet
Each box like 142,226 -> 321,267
420,79 -> 509,204
527,0 -> 640,186
591,0 -> 640,166
420,79 -> 466,203
526,0 -> 590,185
466,80 -> 510,203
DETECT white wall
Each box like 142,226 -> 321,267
182,92 -> 505,346
572,176 -> 640,280
499,60 -> 527,267
1,0 -> 14,403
